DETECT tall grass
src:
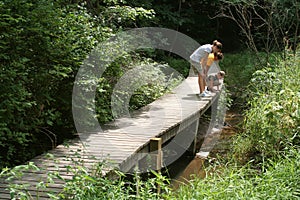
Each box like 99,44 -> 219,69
57,165 -> 171,200
1,158 -> 172,199
169,146 -> 300,200
232,50 -> 300,163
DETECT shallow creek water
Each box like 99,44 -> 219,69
168,110 -> 243,189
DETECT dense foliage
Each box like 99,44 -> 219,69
0,0 -> 156,167
0,0 -> 99,167
171,49 -> 300,199
1,0 -> 299,199
233,50 -> 300,163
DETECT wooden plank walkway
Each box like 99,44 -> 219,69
0,71 -> 222,199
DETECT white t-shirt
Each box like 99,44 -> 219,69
190,44 -> 212,63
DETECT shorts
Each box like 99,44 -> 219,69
190,60 -> 203,75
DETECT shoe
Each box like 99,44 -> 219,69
198,92 -> 205,97
205,92 -> 211,97
197,92 -> 211,97
205,90 -> 211,95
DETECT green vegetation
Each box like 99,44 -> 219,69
172,147 -> 300,199
220,51 -> 261,108
0,0 -> 196,168
169,49 -> 300,199
2,50 -> 299,199
57,166 -> 171,200
1,0 -> 300,199
233,50 -> 300,163
0,0 -> 155,167
0,0 -> 100,167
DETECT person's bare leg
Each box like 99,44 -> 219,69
198,73 -> 202,93
203,75 -> 207,91
199,74 -> 205,93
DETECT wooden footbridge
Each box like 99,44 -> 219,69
0,69 -> 223,199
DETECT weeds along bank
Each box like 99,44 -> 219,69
172,146 -> 300,199
1,50 -> 299,199
172,49 -> 300,199
233,50 -> 300,163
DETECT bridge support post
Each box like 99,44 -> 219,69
192,118 -> 200,155
150,137 -> 162,194
149,138 -> 162,171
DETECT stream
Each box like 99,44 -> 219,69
166,109 -> 243,189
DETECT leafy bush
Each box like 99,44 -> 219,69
76,55 -> 184,125
162,57 -> 190,78
232,49 -> 300,163
0,0 -> 101,167
0,0 -> 156,168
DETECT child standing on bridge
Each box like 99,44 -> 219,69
190,40 -> 222,97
